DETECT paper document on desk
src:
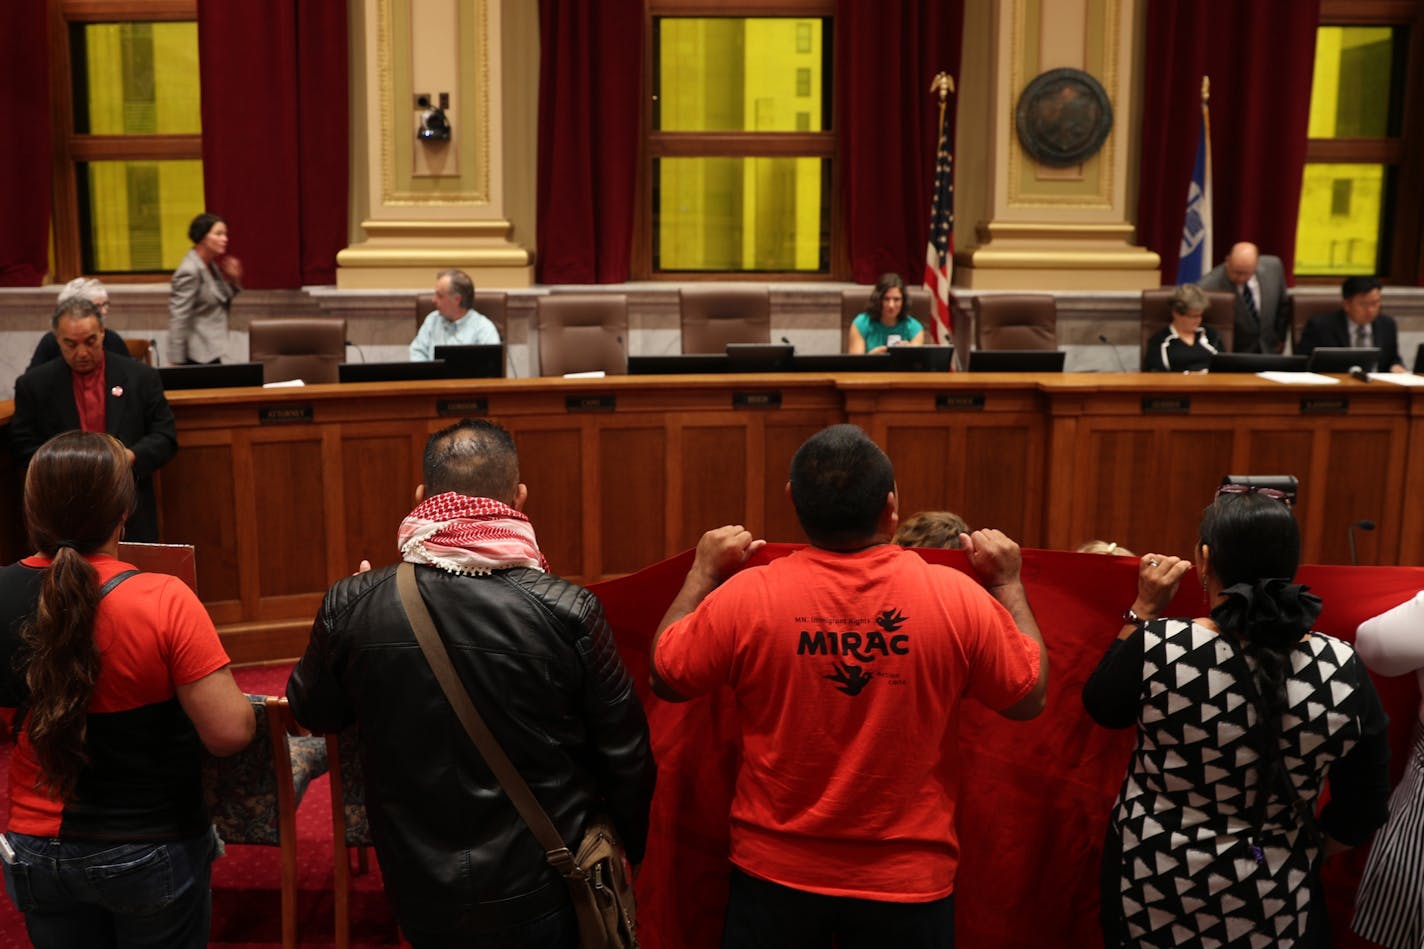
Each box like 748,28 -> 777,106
263,379 -> 306,388
1368,372 -> 1424,386
1255,371 -> 1338,385
563,370 -> 607,379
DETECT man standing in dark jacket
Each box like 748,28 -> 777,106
287,418 -> 655,947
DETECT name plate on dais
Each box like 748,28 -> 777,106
565,394 -> 616,413
437,398 -> 489,417
259,405 -> 313,425
935,394 -> 986,411
733,391 -> 782,409
1300,397 -> 1348,415
1142,397 -> 1190,415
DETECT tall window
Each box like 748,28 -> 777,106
51,2 -> 204,279
1295,2 -> 1424,282
643,3 -> 836,277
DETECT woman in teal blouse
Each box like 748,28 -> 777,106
848,273 -> 926,353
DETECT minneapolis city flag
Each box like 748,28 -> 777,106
1177,97 -> 1212,284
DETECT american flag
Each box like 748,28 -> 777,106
923,122 -> 955,345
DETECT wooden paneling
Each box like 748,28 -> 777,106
599,426 -> 667,575
339,428 -> 422,570
679,425 -> 748,550
156,439 -> 240,606
513,426 -> 584,579
252,437 -> 329,597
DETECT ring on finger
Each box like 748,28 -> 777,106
1148,559 -> 1160,567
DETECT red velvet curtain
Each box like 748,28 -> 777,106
197,0 -> 348,287
835,0 -> 964,284
1137,0 -> 1320,285
0,0 -> 51,286
536,0 -> 643,284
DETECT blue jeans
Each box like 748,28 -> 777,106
1,827 -> 217,949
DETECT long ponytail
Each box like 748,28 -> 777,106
19,431 -> 135,800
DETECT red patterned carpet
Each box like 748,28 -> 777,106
0,663 -> 408,949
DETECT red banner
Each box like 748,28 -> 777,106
592,546 -> 1424,949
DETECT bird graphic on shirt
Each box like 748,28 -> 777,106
825,660 -> 872,696
875,608 -> 908,633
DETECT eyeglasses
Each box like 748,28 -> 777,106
1216,483 -> 1292,506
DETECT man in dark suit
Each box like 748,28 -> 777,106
1200,241 -> 1292,353
1297,276 -> 1407,373
11,298 -> 178,541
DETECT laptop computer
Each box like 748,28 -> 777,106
1207,353 -> 1308,374
1306,347 -> 1380,374
966,350 -> 1066,372
158,362 -> 265,390
339,360 -> 448,383
433,344 -> 505,379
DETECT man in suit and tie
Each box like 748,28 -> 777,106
1297,275 -> 1407,373
11,298 -> 179,541
1200,242 -> 1292,353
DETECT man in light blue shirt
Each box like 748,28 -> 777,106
409,269 -> 501,360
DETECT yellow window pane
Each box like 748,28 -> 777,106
1293,163 -> 1385,276
79,160 -> 205,272
655,157 -> 827,272
1307,26 -> 1396,139
72,22 -> 201,135
656,18 -> 827,132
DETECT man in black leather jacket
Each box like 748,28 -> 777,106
287,418 -> 654,947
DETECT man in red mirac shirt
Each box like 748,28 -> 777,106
651,424 -> 1049,949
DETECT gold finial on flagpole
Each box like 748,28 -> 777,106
930,72 -> 956,136
1201,75 -> 1210,103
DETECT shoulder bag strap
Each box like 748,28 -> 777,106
100,569 -> 140,598
394,562 -> 582,874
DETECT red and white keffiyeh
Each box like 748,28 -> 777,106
397,492 -> 548,576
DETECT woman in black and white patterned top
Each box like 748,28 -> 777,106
1084,487 -> 1392,947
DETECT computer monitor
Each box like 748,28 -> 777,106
966,350 -> 1066,372
1306,347 -> 1379,374
725,343 -> 794,372
433,344 -> 505,379
338,360 -> 448,383
628,354 -> 729,375
1416,342 -> 1424,374
158,362 -> 265,390
888,345 -> 954,372
1207,353 -> 1308,374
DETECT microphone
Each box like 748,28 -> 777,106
781,336 -> 792,346
1349,365 -> 1370,383
345,339 -> 366,363
150,339 -> 160,368
1348,519 -> 1376,565
1099,334 -> 1129,373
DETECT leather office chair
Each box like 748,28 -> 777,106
248,317 -> 348,384
414,290 -> 509,340
840,286 -> 935,351
1289,293 -> 1341,352
678,285 -> 772,353
971,294 -> 1058,350
1139,289 -> 1235,369
536,294 -> 628,376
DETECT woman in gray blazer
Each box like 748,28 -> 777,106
167,213 -> 242,364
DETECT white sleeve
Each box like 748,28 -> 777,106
1355,590 -> 1424,676
475,312 -> 501,345
409,314 -> 436,361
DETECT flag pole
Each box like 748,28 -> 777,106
930,72 -> 955,140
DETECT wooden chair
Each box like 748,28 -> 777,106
202,695 -> 328,949
327,726 -> 374,949
123,337 -> 154,365
1289,293 -> 1341,352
